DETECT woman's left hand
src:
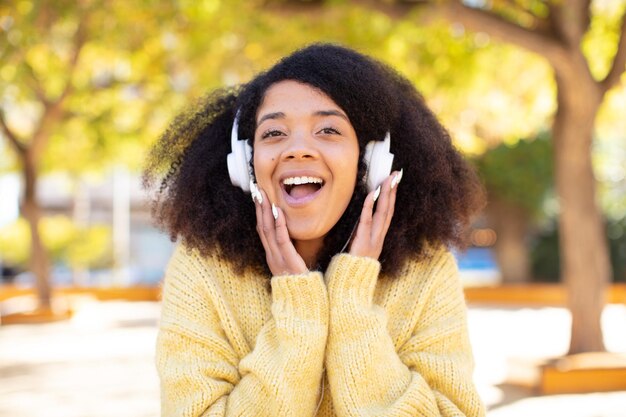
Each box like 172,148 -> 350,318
348,170 -> 402,260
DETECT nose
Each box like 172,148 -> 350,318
282,132 -> 318,161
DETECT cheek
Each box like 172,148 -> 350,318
252,153 -> 266,182
333,154 -> 359,195
252,151 -> 276,194
344,146 -> 360,181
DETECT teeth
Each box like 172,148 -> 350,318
283,176 -> 323,186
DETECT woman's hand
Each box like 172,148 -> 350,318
253,186 -> 308,276
349,170 -> 402,260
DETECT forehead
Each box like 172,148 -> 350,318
257,80 -> 343,117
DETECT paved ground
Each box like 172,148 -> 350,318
1,297 -> 626,417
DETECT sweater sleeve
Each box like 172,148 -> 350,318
324,250 -> 485,417
156,247 -> 328,417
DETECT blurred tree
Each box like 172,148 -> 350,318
436,0 -> 626,355
277,0 -> 626,355
532,217 -> 626,283
3,0 -> 622,355
474,133 -> 553,283
0,0 -> 501,308
0,0 -> 183,308
0,216 -> 111,272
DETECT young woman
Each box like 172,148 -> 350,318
144,43 -> 486,416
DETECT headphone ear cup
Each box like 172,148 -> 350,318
227,113 -> 253,192
227,140 -> 252,192
363,132 -> 394,192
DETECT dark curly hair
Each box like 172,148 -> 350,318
143,43 -> 486,277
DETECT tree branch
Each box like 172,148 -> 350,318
548,1 -> 591,48
23,62 -> 50,105
581,0 -> 592,34
265,0 -> 414,20
433,1 -> 567,67
59,14 -> 87,103
0,109 -> 26,156
491,0 -> 551,30
350,0 -> 415,19
30,13 -> 88,162
600,10 -> 626,93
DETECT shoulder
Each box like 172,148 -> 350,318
161,243 -> 236,297
168,242 -> 246,275
162,243 -> 269,303
392,242 -> 458,282
377,242 -> 463,310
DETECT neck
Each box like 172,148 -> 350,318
294,238 -> 324,270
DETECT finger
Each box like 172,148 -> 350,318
253,189 -> 271,254
376,171 -> 401,237
273,206 -> 307,273
382,172 -> 399,236
257,188 -> 281,260
371,174 -> 395,239
273,205 -> 292,248
353,187 -> 376,242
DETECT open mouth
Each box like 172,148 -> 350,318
282,176 -> 325,205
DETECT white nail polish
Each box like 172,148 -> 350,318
251,182 -> 263,204
271,203 -> 278,220
250,183 -> 258,204
391,169 -> 403,189
373,185 -> 381,202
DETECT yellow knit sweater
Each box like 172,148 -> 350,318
156,244 -> 485,417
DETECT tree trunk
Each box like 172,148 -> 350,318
552,68 -> 612,354
20,151 -> 52,310
485,199 -> 531,283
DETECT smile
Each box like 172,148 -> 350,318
281,176 -> 325,206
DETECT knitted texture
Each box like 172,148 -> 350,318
156,244 -> 485,416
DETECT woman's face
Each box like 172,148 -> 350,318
253,80 -> 360,244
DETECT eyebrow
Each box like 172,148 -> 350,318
314,110 -> 349,122
256,109 -> 349,125
257,112 -> 285,125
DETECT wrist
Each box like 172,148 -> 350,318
326,253 -> 380,303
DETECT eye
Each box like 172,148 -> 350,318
318,127 -> 341,135
260,129 -> 286,140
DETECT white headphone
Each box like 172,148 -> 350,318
226,112 -> 254,192
227,112 -> 394,193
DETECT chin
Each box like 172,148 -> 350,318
285,223 -> 328,243
287,230 -> 324,242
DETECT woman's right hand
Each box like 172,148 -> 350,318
253,186 -> 308,276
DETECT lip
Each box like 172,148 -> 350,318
277,170 -> 326,208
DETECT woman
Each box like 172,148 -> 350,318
144,43 -> 486,416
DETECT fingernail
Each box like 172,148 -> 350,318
250,182 -> 263,204
391,169 -> 403,189
250,184 -> 258,204
271,203 -> 278,220
373,185 -> 381,202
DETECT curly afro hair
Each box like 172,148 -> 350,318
143,43 -> 486,277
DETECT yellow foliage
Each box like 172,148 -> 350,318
0,216 -> 111,268
0,218 -> 30,264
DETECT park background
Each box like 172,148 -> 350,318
0,0 -> 625,416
